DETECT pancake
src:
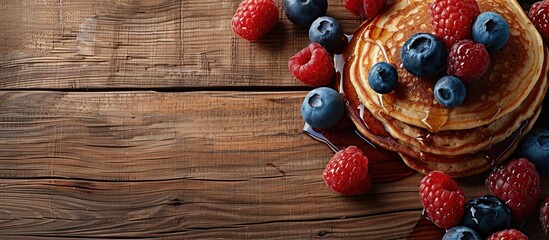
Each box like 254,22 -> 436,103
368,49 -> 548,156
340,69 -> 545,176
400,106 -> 541,177
338,0 -> 547,177
347,0 -> 544,132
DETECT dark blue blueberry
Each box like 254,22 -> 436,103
520,128 -> 549,175
472,12 -> 510,52
301,87 -> 344,129
283,0 -> 328,26
400,33 -> 447,77
462,195 -> 512,237
309,16 -> 343,51
442,226 -> 482,240
368,62 -> 398,94
434,75 -> 466,108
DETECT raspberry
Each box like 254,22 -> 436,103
343,0 -> 385,19
447,39 -> 490,83
485,158 -> 540,221
541,197 -> 549,236
419,171 -> 465,229
486,229 -> 529,240
343,0 -> 366,17
429,0 -> 480,48
231,0 -> 279,41
323,146 -> 372,195
529,0 -> 549,41
289,42 -> 334,87
362,0 -> 386,18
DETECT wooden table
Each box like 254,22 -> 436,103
1,0 -> 548,239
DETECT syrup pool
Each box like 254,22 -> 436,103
303,34 -> 414,183
303,120 -> 414,183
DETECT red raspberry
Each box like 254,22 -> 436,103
541,197 -> 549,236
486,158 -> 540,221
343,0 -> 366,17
447,39 -> 490,83
529,0 -> 549,41
487,229 -> 529,240
231,0 -> 279,41
343,0 -> 385,19
289,42 -> 334,87
429,0 -> 480,48
363,0 -> 386,18
323,146 -> 372,195
419,171 -> 465,229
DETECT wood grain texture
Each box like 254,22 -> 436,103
0,178 -> 422,239
0,91 -> 548,238
0,0 -> 361,89
1,0 -> 548,239
0,91 -> 418,239
0,91 -> 311,180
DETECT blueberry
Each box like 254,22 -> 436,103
368,62 -> 398,94
520,128 -> 549,175
462,195 -> 512,237
472,12 -> 510,52
283,0 -> 328,26
442,226 -> 482,240
309,16 -> 343,51
401,33 -> 447,77
301,87 -> 344,129
434,76 -> 466,108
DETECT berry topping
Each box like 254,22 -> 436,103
323,146 -> 372,195
429,0 -> 480,48
231,0 -> 279,41
485,158 -> 540,221
520,128 -> 549,175
283,0 -> 327,26
434,75 -> 467,108
486,229 -> 529,240
343,0 -> 386,19
472,12 -> 510,52
309,16 -> 344,51
343,0 -> 366,17
541,197 -> 549,236
401,33 -> 447,77
447,39 -> 490,84
368,62 -> 398,94
301,87 -> 344,129
362,0 -> 386,19
442,226 -> 482,240
419,171 -> 465,229
529,0 -> 549,41
289,42 -> 334,87
462,195 -> 512,237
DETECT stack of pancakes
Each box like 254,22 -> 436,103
341,0 -> 548,177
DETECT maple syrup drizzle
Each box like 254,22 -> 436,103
484,119 -> 528,166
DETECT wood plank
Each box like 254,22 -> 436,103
0,1 -> 535,90
0,91 -> 320,180
0,91 -> 548,238
1,91 -> 546,180
0,0 -> 362,89
2,176 -> 547,238
0,177 -> 422,239
0,90 -> 420,238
